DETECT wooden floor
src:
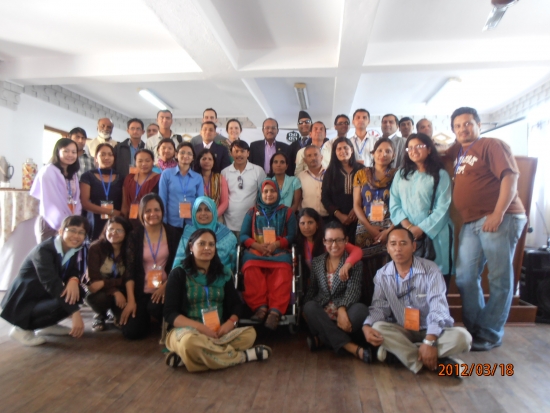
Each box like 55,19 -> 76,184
1,307 -> 550,413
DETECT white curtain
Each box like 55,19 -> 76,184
526,118 -> 550,248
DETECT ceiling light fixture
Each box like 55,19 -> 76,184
138,89 -> 172,111
424,77 -> 462,106
483,0 -> 519,32
294,83 -> 309,110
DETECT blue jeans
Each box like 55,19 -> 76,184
455,214 -> 526,344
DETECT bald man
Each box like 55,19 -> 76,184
87,117 -> 117,157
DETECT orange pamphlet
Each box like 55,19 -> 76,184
179,202 -> 191,219
370,203 -> 385,222
202,309 -> 221,332
146,269 -> 163,289
404,307 -> 420,331
263,227 -> 276,244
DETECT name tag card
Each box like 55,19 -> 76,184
179,202 -> 191,219
263,227 -> 276,244
370,202 -> 385,222
129,166 -> 139,175
101,200 -> 114,219
146,268 -> 163,289
129,203 -> 139,219
202,307 -> 221,332
404,307 -> 420,331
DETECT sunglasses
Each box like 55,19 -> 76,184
238,175 -> 243,189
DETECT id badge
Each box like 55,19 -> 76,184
201,307 -> 221,332
404,306 -> 420,331
68,198 -> 76,214
129,203 -> 139,219
101,200 -> 114,219
263,227 -> 276,244
146,265 -> 163,289
370,200 -> 385,222
179,202 -> 191,219
129,166 -> 139,175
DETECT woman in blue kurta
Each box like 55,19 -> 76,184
268,152 -> 302,212
172,196 -> 237,274
240,179 -> 297,330
389,133 -> 454,289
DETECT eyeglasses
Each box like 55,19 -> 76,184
64,228 -> 87,237
335,121 -> 350,126
262,126 -> 278,131
107,228 -> 125,235
237,175 -> 243,189
323,238 -> 346,246
298,120 -> 312,125
406,144 -> 427,152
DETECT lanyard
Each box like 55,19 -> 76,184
61,260 -> 70,281
353,136 -> 368,156
97,169 -> 113,200
111,254 -> 120,278
395,264 -> 414,305
261,208 -> 278,227
454,138 -> 479,176
144,226 -> 163,265
305,240 -> 313,265
203,176 -> 210,196
203,286 -> 211,308
134,172 -> 152,201
66,177 -> 74,199
178,172 -> 191,201
306,169 -> 325,182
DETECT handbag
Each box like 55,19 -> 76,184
413,174 -> 439,261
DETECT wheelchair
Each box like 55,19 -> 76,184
234,244 -> 303,333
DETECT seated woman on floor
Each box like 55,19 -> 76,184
296,207 -> 363,290
164,228 -> 271,372
1,215 -> 90,346
240,179 -> 297,330
303,221 -> 371,363
172,196 -> 237,274
85,216 -> 143,338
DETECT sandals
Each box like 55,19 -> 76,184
251,306 -> 268,322
92,318 -> 106,332
245,345 -> 272,362
356,346 -> 372,364
264,311 -> 280,331
165,351 -> 183,368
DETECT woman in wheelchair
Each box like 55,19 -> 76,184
240,180 -> 297,330
164,229 -> 271,372
303,221 -> 371,363
172,196 -> 237,275
296,208 -> 363,289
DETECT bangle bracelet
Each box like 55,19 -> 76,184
69,277 -> 79,283
406,223 -> 413,230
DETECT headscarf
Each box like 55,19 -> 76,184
190,196 -> 231,240
256,179 -> 282,214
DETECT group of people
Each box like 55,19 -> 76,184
0,104 -> 526,377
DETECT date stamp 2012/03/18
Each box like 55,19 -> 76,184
438,363 -> 514,377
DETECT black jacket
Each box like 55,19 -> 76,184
115,138 -> 145,180
126,224 -> 182,298
249,139 -> 290,173
1,238 -> 82,329
193,141 -> 231,174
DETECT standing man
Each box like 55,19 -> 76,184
294,121 -> 330,175
449,107 -> 527,351
193,121 -> 230,174
87,118 -> 117,157
381,114 -> 405,169
334,114 -> 351,138
69,127 -> 94,179
363,227 -> 471,375
416,118 -> 433,138
350,109 -> 378,166
114,118 -> 146,179
288,111 -> 312,175
297,145 -> 329,221
249,118 -> 290,175
190,108 -> 227,147
145,110 -> 183,162
221,140 -> 266,239
146,123 -> 159,139
398,117 -> 414,140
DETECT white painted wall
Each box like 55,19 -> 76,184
0,94 -> 127,188
482,119 -> 529,156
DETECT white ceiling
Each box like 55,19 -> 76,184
1,0 -> 549,128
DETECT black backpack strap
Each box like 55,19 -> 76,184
428,172 -> 440,215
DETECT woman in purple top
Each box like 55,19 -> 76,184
30,138 -> 82,243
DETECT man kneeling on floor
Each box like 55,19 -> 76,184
362,227 -> 471,376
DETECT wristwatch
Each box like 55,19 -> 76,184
422,338 -> 437,347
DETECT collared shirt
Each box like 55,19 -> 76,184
364,257 -> 454,336
158,167 -> 204,228
87,136 -> 118,158
299,136 -> 311,148
264,140 -> 277,173
297,168 -> 328,216
350,134 -> 378,166
129,143 -> 140,166
294,139 -> 331,176
77,150 -> 95,179
221,161 -> 266,231
145,131 -> 182,162
54,235 -> 82,266
202,141 -> 213,149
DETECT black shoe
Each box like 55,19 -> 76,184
356,346 -> 372,364
307,335 -> 322,352
165,352 -> 183,368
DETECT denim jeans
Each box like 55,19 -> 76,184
455,214 -> 527,344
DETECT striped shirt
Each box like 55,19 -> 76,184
364,257 -> 453,336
